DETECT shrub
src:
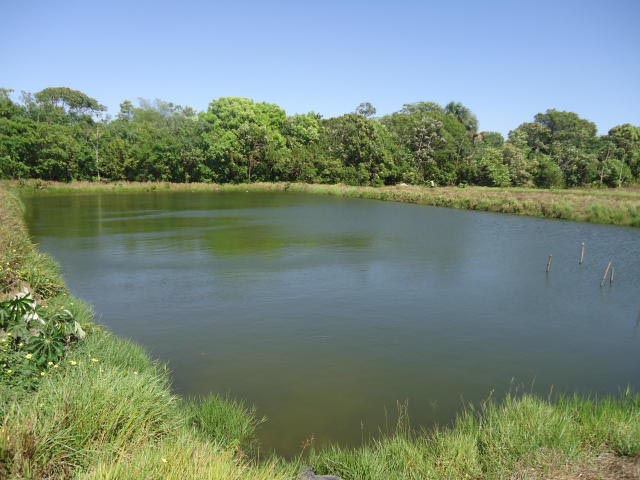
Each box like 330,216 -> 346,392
0,290 -> 85,390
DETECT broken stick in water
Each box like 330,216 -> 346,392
600,261 -> 612,287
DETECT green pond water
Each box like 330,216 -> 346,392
22,191 -> 640,455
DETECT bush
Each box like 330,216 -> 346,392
0,290 -> 85,390
534,156 -> 564,188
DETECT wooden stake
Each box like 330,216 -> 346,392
579,242 -> 585,264
600,261 -> 612,287
546,255 -> 553,273
610,265 -> 615,284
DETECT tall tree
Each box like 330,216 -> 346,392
355,102 -> 376,118
445,101 -> 478,133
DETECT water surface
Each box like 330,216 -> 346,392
22,191 -> 640,455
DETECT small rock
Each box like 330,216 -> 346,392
298,466 -> 343,480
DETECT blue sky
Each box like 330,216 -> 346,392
2,0 -> 639,135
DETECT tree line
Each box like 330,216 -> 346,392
1,86 -> 638,188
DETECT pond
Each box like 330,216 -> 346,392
22,191 -> 640,455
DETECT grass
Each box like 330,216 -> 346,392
0,187 -> 65,298
7,179 -> 640,227
186,394 -> 267,451
0,183 -> 639,479
307,393 -> 640,479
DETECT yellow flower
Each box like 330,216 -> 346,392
69,360 -> 77,366
6,369 -> 12,374
40,371 -> 45,377
161,457 -> 168,464
47,361 -> 54,366
91,358 -> 99,363
18,342 -> 24,347
53,364 -> 59,369
25,353 -> 33,360
133,371 -> 139,375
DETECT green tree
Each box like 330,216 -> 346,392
400,102 -> 445,115
355,102 -> 376,118
534,155 -> 564,188
34,87 -> 105,123
534,109 -> 597,148
322,113 -> 397,185
502,142 -> 535,186
606,124 -> 640,178
472,146 -> 510,187
202,97 -> 287,182
475,131 -> 504,148
445,101 -> 478,133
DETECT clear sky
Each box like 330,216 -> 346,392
2,0 -> 639,135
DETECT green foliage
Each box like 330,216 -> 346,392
322,113 -> 400,185
502,142 -> 535,186
34,86 -> 105,119
534,155 -> 565,188
355,102 -> 377,118
1,85 -> 639,187
202,97 -> 288,182
476,131 -> 504,148
381,104 -> 472,184
534,109 -> 597,148
445,101 -> 478,133
0,291 -> 86,389
606,124 -> 640,178
472,146 -> 511,187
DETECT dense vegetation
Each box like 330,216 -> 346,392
1,87 -> 639,188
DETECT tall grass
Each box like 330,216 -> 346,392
77,433 -> 294,480
186,394 -> 267,451
308,393 -> 640,480
0,188 -> 64,297
0,329 -> 293,479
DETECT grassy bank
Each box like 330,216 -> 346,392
1,184 -> 639,479
8,179 -> 640,227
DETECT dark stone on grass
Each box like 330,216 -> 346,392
298,466 -> 343,480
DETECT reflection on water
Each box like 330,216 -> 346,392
22,191 -> 640,456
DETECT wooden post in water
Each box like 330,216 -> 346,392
579,242 -> 585,264
600,261 -> 612,287
610,265 -> 615,284
546,255 -> 553,273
